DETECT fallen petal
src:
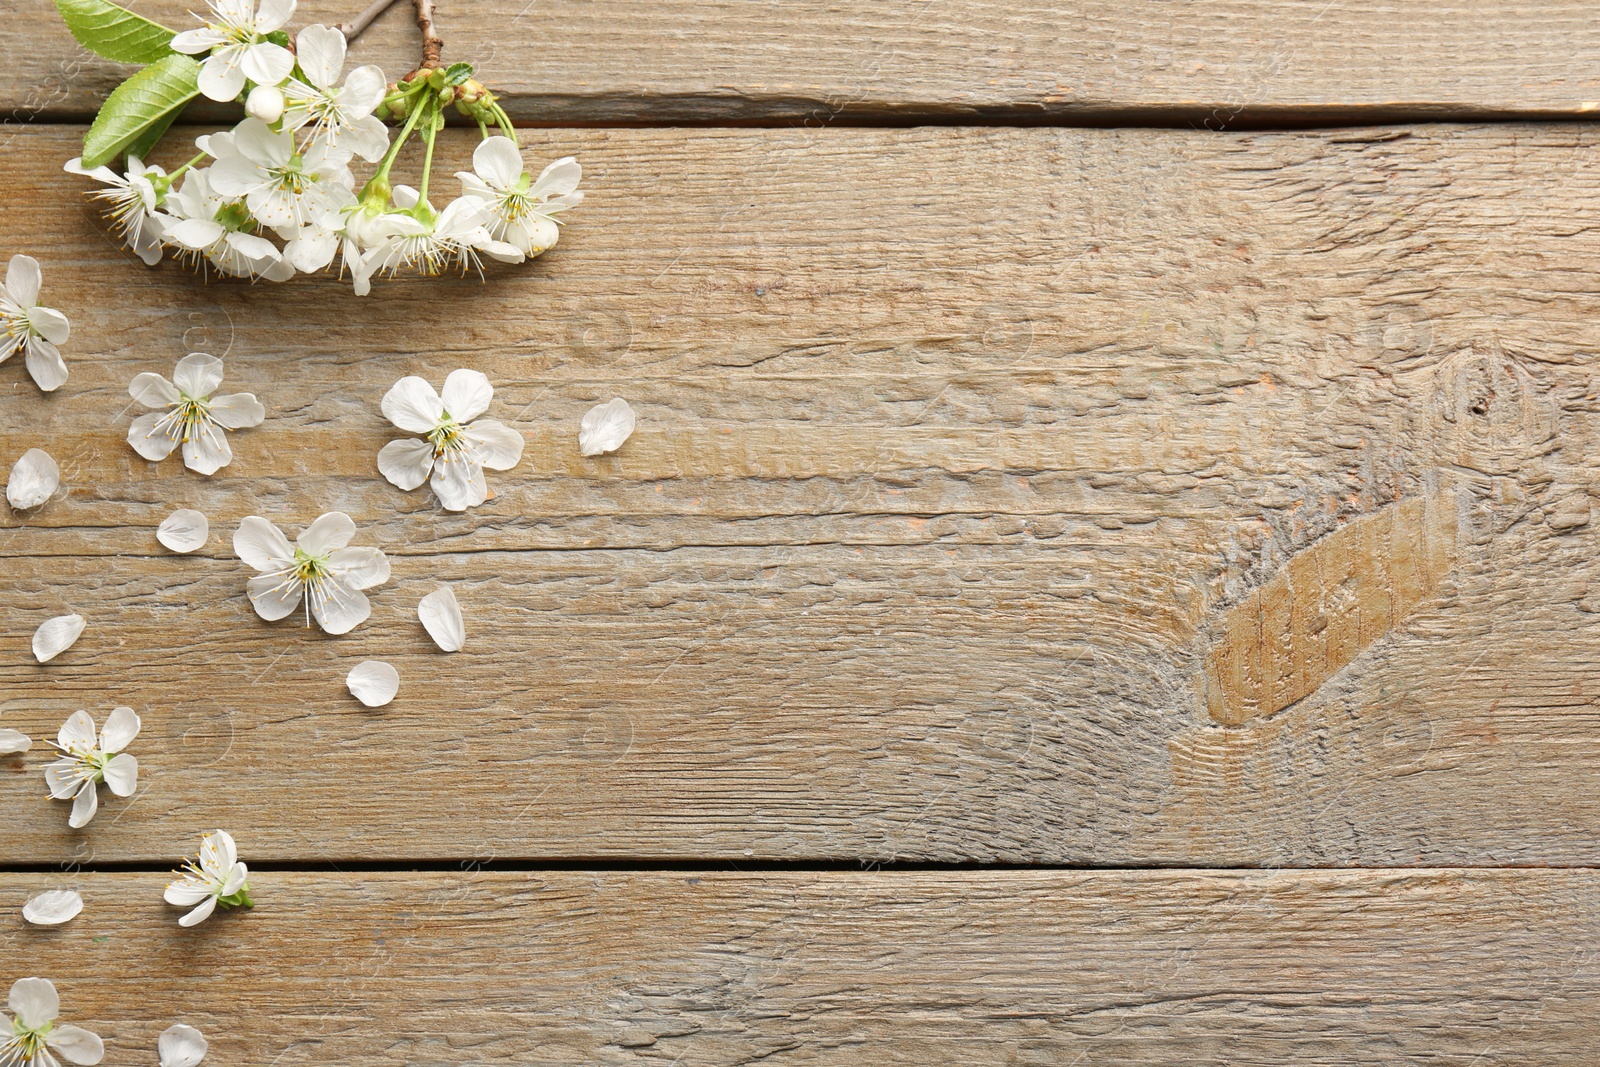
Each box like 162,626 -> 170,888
6,447 -> 59,509
346,660 -> 399,707
22,888 -> 83,925
158,1024 -> 208,1067
0,728 -> 30,754
157,509 -> 210,553
33,614 -> 86,662
418,585 -> 465,652
578,398 -> 636,457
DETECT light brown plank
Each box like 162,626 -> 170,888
9,0 -> 1600,123
2,869 -> 1597,1064
3,124 -> 1600,865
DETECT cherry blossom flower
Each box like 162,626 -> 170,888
165,829 -> 252,927
346,660 -> 399,707
0,255 -> 69,392
281,26 -> 390,161
208,119 -> 356,231
418,585 -> 464,652
171,0 -> 297,103
63,156 -> 171,266
158,1025 -> 207,1067
234,512 -> 390,634
360,187 -> 523,285
32,614 -> 85,663
457,139 -> 583,257
579,398 -> 636,456
22,890 -> 83,926
164,168 -> 294,281
0,978 -> 103,1067
378,370 -> 525,511
7,448 -> 59,510
128,354 -> 266,476
44,708 -> 140,829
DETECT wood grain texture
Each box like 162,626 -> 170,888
3,868 -> 1599,1064
3,123 -> 1600,865
8,0 -> 1600,123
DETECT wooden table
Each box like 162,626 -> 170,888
4,2 -> 1600,1062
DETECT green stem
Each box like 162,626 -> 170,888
167,151 -> 209,181
417,115 -> 439,203
490,101 -> 516,140
476,117 -> 490,139
373,97 -> 428,185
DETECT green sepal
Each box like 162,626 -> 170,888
444,62 -> 474,87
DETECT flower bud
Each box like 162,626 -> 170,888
245,84 -> 285,124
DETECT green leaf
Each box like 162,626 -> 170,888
53,0 -> 175,64
81,53 -> 200,169
444,62 -> 474,87
264,29 -> 291,49
124,107 -> 179,162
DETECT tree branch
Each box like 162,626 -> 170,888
338,0 -> 403,42
414,0 -> 444,67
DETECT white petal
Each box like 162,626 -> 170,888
240,41 -> 294,87
159,1024 -> 208,1067
473,136 -> 524,189
0,728 -> 30,754
234,515 -> 294,571
377,438 -> 434,491
430,453 -> 487,511
294,24 -> 345,89
418,586 -> 464,652
182,424 -> 234,476
202,829 -> 238,871
341,65 -> 388,117
164,877 -> 211,906
197,54 -> 247,102
206,392 -> 265,429
463,419 -> 524,470
69,783 -> 99,827
8,447 -> 60,509
531,155 -> 582,199
254,0 -> 296,32
25,338 -> 69,392
170,27 -> 223,54
48,1024 -> 104,1066
44,758 -> 84,799
440,368 -> 493,423
129,411 -> 181,462
298,511 -> 356,555
173,352 -> 225,397
102,753 -> 138,797
179,895 -> 218,927
28,306 -> 71,345
8,977 -> 59,1030
246,574 -> 303,621
327,546 -> 389,590
233,117 -> 290,169
222,859 -> 248,895
6,254 -> 42,307
33,614 -> 86,663
311,585 -> 371,634
167,217 -> 228,251
57,709 -> 96,750
129,372 -> 180,408
381,376 -> 445,433
99,706 -> 141,754
346,660 -> 398,707
578,398 -> 636,456
158,510 -> 210,553
23,889 -> 83,926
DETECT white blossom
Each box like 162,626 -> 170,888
22,890 -> 83,926
378,370 -> 524,511
171,0 -> 297,103
579,398 -> 636,456
128,353 -> 265,475
0,256 -> 69,392
281,26 -> 390,161
32,614 -> 85,664
457,139 -> 582,257
7,448 -> 59,510
346,660 -> 399,707
417,585 -> 464,652
63,156 -> 171,266
360,187 -> 523,286
0,978 -> 103,1067
44,707 -> 140,829
164,168 -> 294,282
234,512 -> 390,634
164,830 -> 251,927
158,1025 -> 208,1067
208,119 -> 355,232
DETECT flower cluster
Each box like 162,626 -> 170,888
66,2 -> 582,295
0,976 -> 210,1067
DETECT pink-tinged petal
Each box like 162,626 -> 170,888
129,372 -> 180,408
377,438 -> 434,490
6,254 -> 41,306
430,453 -> 487,511
68,783 -> 99,828
129,411 -> 181,462
298,511 -> 356,555
8,976 -> 60,1030
179,895 -> 218,926
173,352 -> 224,397
99,706 -> 140,753
381,375 -> 444,432
101,753 -> 138,797
440,368 -> 493,422
327,546 -> 390,591
233,515 -> 294,571
462,419 -> 524,470
246,574 -> 302,621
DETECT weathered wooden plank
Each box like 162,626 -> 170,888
4,124 -> 1600,865
2,869 -> 1597,1064
9,0 -> 1600,123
